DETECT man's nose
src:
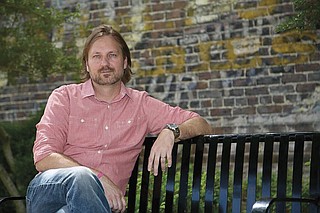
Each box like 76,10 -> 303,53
100,56 -> 111,66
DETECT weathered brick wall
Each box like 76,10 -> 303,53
1,0 -> 319,134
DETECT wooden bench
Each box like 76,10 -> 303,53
1,132 -> 320,212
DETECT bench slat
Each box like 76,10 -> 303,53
261,135 -> 274,198
164,144 -> 178,213
291,134 -> 304,211
232,135 -> 246,213
204,136 -> 218,212
152,167 -> 162,213
246,135 -> 260,211
178,141 -> 191,212
191,137 -> 204,212
309,133 -> 320,213
139,141 -> 153,212
127,157 -> 139,211
219,136 -> 232,212
276,134 -> 289,212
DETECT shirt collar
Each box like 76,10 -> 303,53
81,80 -> 95,98
81,79 -> 132,101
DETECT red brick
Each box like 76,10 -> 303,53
273,95 -> 284,103
210,108 -> 232,117
296,63 -> 320,72
296,83 -> 317,92
282,74 -> 306,83
257,105 -> 283,114
196,82 -> 208,89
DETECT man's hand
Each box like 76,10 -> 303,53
147,128 -> 175,176
99,175 -> 127,213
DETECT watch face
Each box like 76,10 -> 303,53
168,123 -> 178,129
166,123 -> 180,139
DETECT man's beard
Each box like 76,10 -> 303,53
91,67 -> 123,85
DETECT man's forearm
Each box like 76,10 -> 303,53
35,152 -> 80,172
177,117 -> 213,141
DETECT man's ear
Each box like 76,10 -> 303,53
124,57 -> 128,70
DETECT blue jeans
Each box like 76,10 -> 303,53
26,166 -> 111,213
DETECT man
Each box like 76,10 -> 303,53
26,25 -> 212,213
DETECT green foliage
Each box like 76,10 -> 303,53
276,0 -> 320,33
0,110 -> 42,196
0,0 -> 81,85
131,163 -> 312,212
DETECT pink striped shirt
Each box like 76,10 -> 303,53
33,80 -> 199,193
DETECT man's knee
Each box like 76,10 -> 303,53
63,166 -> 101,190
68,166 -> 93,178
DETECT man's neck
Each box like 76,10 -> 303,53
92,81 -> 122,103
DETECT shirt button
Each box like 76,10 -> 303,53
107,105 -> 110,109
104,144 -> 108,148
80,119 -> 85,123
105,126 -> 109,130
98,150 -> 101,154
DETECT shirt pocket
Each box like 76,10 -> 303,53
67,116 -> 99,148
112,116 -> 146,146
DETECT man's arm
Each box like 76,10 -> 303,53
35,153 -> 80,172
148,116 -> 212,175
175,116 -> 213,141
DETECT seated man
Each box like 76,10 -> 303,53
26,24 -> 212,213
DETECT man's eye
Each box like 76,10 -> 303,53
109,53 -> 117,58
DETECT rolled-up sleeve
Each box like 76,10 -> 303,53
142,93 -> 199,135
33,86 -> 70,164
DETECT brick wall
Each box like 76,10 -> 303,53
1,0 -> 319,134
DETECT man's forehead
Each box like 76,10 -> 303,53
90,36 -> 121,52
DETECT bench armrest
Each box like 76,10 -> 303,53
251,197 -> 320,213
0,196 -> 25,205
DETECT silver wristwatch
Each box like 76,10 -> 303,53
165,123 -> 180,139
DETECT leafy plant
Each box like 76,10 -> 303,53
0,0 -> 81,85
0,110 -> 42,213
276,0 -> 320,33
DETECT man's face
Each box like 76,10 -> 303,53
87,35 -> 127,86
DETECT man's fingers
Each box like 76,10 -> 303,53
148,153 -> 173,176
147,155 -> 153,172
108,199 -> 114,209
121,196 -> 127,213
109,195 -> 127,213
167,155 -> 172,168
116,195 -> 125,212
148,153 -> 161,176
160,156 -> 166,171
153,156 -> 160,176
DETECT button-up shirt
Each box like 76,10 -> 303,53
33,80 -> 199,193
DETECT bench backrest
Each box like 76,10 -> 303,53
127,132 -> 320,213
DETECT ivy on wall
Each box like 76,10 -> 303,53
276,0 -> 320,33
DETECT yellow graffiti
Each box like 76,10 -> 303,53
126,0 -> 318,76
273,55 -> 309,66
239,8 -> 268,19
135,30 -> 317,76
259,0 -> 277,6
272,31 -> 317,54
238,0 -> 277,19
